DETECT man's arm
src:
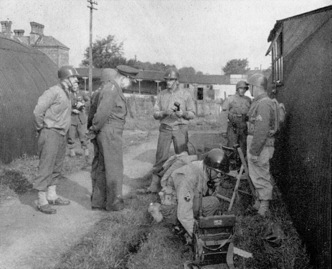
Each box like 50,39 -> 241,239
249,101 -> 271,156
33,89 -> 57,131
182,94 -> 195,120
92,85 -> 117,132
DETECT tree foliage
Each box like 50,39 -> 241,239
81,35 -> 126,68
222,59 -> 250,75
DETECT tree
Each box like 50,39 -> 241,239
81,35 -> 126,68
222,59 -> 250,75
178,67 -> 196,78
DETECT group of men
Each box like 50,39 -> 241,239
32,63 -> 276,233
148,73 -> 277,239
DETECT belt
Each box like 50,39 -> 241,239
106,118 -> 125,128
160,123 -> 187,131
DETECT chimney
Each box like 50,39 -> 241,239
30,21 -> 44,44
1,20 -> 12,37
14,29 -> 25,37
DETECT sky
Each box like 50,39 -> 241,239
1,0 -> 330,74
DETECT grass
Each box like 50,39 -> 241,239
0,120 -> 312,269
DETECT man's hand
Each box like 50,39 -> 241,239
162,110 -> 173,117
250,155 -> 259,163
175,110 -> 184,118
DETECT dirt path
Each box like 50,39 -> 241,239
0,130 -> 158,269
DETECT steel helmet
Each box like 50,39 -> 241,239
101,68 -> 117,83
247,73 -> 267,90
164,68 -> 179,80
236,80 -> 249,90
58,66 -> 79,80
203,148 -> 230,174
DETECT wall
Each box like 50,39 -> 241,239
271,19 -> 331,269
38,47 -> 69,68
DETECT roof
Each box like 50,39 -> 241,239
136,70 -> 165,81
267,5 -> 332,42
12,35 -> 69,49
181,74 -> 230,85
0,36 -> 58,163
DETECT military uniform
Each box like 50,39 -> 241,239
247,93 -> 276,201
33,84 -> 71,191
153,86 -> 195,175
67,90 -> 90,151
91,79 -> 127,211
223,93 -> 251,154
167,161 -> 220,236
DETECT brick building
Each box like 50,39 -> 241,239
0,20 -> 69,67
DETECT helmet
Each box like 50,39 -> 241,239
203,148 -> 230,174
101,68 -> 117,83
58,66 -> 79,80
236,80 -> 249,90
247,73 -> 267,90
164,68 -> 179,80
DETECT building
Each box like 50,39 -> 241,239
0,20 -> 69,67
266,6 -> 331,268
0,36 -> 58,163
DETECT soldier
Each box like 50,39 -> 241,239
149,148 -> 229,238
67,82 -> 90,157
33,65 -> 79,214
222,80 -> 251,156
89,66 -> 138,211
140,68 -> 195,194
246,73 -> 276,217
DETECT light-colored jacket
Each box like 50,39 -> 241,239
168,161 -> 208,236
33,84 -> 71,136
153,86 -> 195,127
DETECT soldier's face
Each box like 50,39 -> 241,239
166,78 -> 177,89
119,76 -> 131,89
238,87 -> 247,96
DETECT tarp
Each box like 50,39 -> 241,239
0,36 -> 58,163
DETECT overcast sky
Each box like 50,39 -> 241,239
1,0 -> 330,74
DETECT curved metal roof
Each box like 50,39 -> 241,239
0,36 -> 58,163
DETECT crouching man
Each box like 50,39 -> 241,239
149,148 -> 230,238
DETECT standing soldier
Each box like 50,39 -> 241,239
89,66 -> 138,211
246,73 -> 276,217
33,65 -> 79,214
140,67 -> 195,194
67,83 -> 90,157
222,80 -> 251,156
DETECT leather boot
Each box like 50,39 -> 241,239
147,174 -> 161,193
258,200 -> 269,217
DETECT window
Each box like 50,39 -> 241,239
183,83 -> 190,89
272,32 -> 283,85
197,87 -> 204,100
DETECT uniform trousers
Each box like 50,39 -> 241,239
227,124 -> 247,155
247,135 -> 274,200
91,123 -> 124,210
33,128 -> 67,191
67,122 -> 88,149
153,124 -> 188,174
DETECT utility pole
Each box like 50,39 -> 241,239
87,0 -> 98,97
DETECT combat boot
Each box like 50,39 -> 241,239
147,174 -> 161,193
258,200 -> 269,217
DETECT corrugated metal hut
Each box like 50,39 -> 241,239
266,6 -> 331,268
0,36 -> 58,164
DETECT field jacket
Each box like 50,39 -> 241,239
92,80 -> 127,132
247,93 -> 276,156
153,86 -> 195,128
33,84 -> 71,136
